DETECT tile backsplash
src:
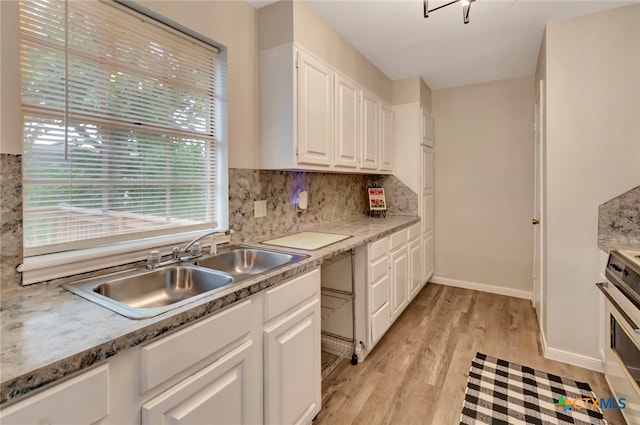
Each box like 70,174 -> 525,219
228,169 -> 417,243
598,185 -> 640,251
0,154 -> 23,293
0,163 -> 418,292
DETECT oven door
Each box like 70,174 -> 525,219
602,283 -> 640,423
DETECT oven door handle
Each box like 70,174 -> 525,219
596,282 -> 640,335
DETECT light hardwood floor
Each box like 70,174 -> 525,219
316,283 -> 625,425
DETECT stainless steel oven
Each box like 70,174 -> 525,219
598,250 -> 640,424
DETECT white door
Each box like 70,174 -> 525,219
390,247 -> 409,320
264,299 -> 321,425
380,102 -> 394,171
533,80 -> 545,331
360,91 -> 379,170
334,74 -> 359,169
142,340 -> 258,425
297,51 -> 333,166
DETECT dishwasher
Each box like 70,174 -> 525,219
320,250 -> 358,379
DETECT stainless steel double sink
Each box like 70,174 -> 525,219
63,245 -> 307,319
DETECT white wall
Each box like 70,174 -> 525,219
432,76 -> 535,295
542,4 -> 640,366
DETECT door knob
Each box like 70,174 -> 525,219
532,218 -> 540,225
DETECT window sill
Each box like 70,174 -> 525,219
18,230 -> 231,286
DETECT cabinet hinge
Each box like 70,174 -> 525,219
295,58 -> 299,69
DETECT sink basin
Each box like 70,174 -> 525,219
193,245 -> 307,282
63,245 -> 307,319
63,264 -> 234,319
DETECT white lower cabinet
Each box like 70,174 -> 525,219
389,245 -> 409,321
1,269 -> 325,425
139,298 -> 261,425
0,364 -> 109,425
423,233 -> 434,281
408,237 -> 422,300
263,269 -> 321,425
365,223 -> 425,353
142,340 -> 256,425
367,237 -> 390,346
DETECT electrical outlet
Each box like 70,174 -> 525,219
254,200 -> 267,218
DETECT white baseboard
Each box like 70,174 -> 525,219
430,276 -> 532,300
543,345 -> 605,373
538,299 -> 604,372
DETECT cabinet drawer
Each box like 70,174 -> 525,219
368,237 -> 388,261
140,299 -> 252,394
389,229 -> 408,251
142,340 -> 255,425
0,364 -> 109,425
264,268 -> 320,322
370,302 -> 391,345
408,223 -> 421,241
369,255 -> 388,284
370,275 -> 389,313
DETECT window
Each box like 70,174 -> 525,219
20,0 -> 225,258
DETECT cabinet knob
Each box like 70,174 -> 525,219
532,218 -> 540,225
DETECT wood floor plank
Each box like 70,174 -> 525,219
315,283 -> 627,425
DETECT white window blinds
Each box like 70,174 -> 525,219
20,0 -> 220,256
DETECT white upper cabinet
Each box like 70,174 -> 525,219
360,90 -> 380,171
259,44 -> 392,174
422,108 -> 434,147
380,101 -> 394,172
297,51 -> 333,166
334,74 -> 360,169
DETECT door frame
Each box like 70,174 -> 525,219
533,79 -> 545,336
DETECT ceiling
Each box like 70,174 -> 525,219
249,0 -> 638,89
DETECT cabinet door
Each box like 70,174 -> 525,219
360,91 -> 379,170
334,74 -> 359,169
380,102 -> 394,172
389,247 -> 409,320
297,51 -> 333,166
423,233 -> 434,282
142,340 -> 259,425
422,195 -> 434,235
421,146 -> 434,236
264,299 -> 321,425
422,109 -> 433,147
370,302 -> 390,345
408,238 -> 422,299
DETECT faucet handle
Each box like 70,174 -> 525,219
210,234 -> 218,255
147,250 -> 161,268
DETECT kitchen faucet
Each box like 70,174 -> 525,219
147,230 -> 219,268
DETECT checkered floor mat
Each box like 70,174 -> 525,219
460,352 -> 607,425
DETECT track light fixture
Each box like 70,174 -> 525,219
423,0 -> 476,24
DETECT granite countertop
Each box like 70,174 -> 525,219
0,215 -> 419,405
598,238 -> 640,254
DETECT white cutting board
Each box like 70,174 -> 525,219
261,231 -> 351,250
